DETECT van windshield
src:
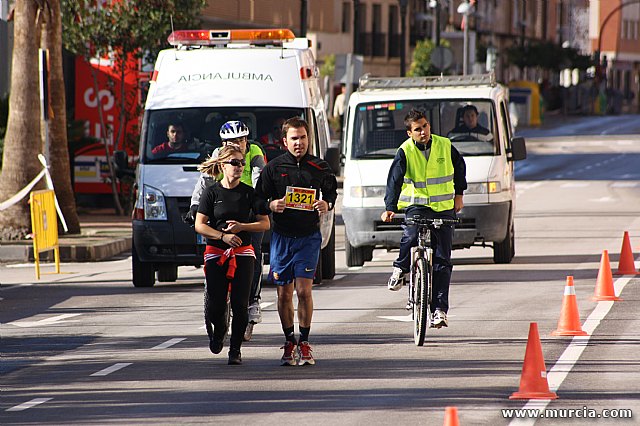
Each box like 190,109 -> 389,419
141,107 -> 305,164
351,99 -> 498,159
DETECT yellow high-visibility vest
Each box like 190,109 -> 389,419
397,134 -> 455,212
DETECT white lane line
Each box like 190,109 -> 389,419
6,397 -> 52,412
151,338 -> 185,350
90,362 -> 132,377
332,274 -> 346,280
508,275 -> 632,426
378,314 -> 412,322
260,301 -> 274,309
9,313 -> 81,328
560,182 -> 589,188
611,182 -> 638,188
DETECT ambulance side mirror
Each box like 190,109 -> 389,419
324,147 -> 341,175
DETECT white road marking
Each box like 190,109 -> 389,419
509,275 -> 632,426
611,182 -> 638,187
9,313 -> 81,328
6,398 -> 52,412
560,182 -> 589,188
260,301 -> 274,309
332,274 -> 346,280
151,338 -> 185,350
589,196 -> 615,202
90,363 -> 132,377
378,314 -> 412,322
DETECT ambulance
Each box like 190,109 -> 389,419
115,29 -> 339,287
341,73 -> 527,266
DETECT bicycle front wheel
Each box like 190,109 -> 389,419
413,257 -> 430,346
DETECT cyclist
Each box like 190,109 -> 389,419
255,117 -> 338,366
381,109 -> 466,328
194,145 -> 270,365
186,120 -> 267,339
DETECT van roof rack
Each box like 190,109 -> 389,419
358,73 -> 496,91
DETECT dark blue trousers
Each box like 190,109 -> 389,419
392,206 -> 455,313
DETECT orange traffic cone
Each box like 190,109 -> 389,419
615,231 -> 638,275
510,322 -> 558,400
443,406 -> 460,426
592,250 -> 622,301
552,276 -> 587,336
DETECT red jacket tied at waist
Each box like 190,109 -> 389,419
204,244 -> 255,279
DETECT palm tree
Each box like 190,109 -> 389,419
0,1 -> 43,233
41,0 -> 80,233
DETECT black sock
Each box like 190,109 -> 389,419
299,326 -> 310,343
283,326 -> 296,344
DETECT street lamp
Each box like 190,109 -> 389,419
457,0 -> 473,75
428,0 -> 442,46
399,0 -> 408,76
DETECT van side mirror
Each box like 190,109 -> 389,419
113,150 -> 135,178
324,147 -> 341,175
508,136 -> 527,161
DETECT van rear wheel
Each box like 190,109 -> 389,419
493,220 -> 515,264
157,264 -> 178,282
321,224 -> 336,279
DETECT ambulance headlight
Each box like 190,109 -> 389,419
466,182 -> 501,194
350,186 -> 386,198
143,185 -> 167,220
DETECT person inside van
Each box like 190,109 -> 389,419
186,120 -> 267,341
151,122 -> 192,155
260,117 -> 286,149
381,109 -> 466,329
447,104 -> 493,142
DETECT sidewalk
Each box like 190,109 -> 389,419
0,209 -> 132,264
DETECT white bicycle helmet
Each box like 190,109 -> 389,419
219,120 -> 249,140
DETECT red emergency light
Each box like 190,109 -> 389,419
168,28 -> 296,46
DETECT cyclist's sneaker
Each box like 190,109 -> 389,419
280,341 -> 298,366
243,323 -> 254,341
248,302 -> 262,324
387,267 -> 405,291
297,341 -> 315,366
432,309 -> 448,328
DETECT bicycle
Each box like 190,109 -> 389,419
403,214 -> 459,346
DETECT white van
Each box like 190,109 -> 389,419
115,29 -> 339,287
341,73 -> 526,266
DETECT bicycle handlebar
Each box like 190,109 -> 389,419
395,213 -> 460,228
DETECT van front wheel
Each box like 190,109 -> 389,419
345,236 -> 365,267
493,220 -> 515,264
132,244 -> 155,287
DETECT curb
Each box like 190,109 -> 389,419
0,237 -> 132,263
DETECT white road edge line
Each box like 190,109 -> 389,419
151,338 -> 186,350
90,362 -> 132,377
6,397 -> 53,412
9,313 -> 81,328
508,275 -> 632,426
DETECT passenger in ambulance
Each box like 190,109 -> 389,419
447,104 -> 493,142
259,117 -> 286,162
151,122 -> 192,155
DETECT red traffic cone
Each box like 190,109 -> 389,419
552,276 -> 587,336
510,322 -> 558,400
592,250 -> 622,301
443,406 -> 460,426
615,231 -> 638,275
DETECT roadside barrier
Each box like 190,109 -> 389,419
615,231 -> 638,275
510,322 -> 558,400
551,276 -> 587,336
29,189 -> 60,279
443,406 -> 460,426
0,154 -> 68,232
592,250 -> 622,301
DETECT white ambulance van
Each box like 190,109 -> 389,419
115,29 -> 339,287
341,73 -> 526,266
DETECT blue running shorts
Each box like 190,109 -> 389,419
269,230 -> 321,285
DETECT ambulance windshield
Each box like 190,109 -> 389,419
142,107 -> 306,164
350,99 -> 498,159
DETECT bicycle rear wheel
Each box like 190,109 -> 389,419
413,257 -> 430,346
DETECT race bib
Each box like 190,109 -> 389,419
285,186 -> 317,211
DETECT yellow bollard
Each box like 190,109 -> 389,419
29,189 -> 61,279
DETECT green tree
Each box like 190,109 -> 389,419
407,39 -> 450,77
60,0 -> 206,214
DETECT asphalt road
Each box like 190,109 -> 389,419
2,117 -> 639,425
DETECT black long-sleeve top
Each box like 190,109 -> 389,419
384,137 -> 467,212
256,151 -> 338,238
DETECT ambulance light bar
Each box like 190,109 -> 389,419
168,29 -> 297,46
